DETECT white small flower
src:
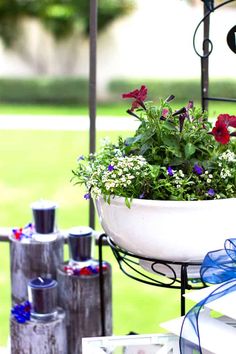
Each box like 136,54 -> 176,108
207,179 -> 211,183
220,150 -> 236,162
127,174 -> 133,179
220,168 -> 231,179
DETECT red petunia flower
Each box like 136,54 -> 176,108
122,85 -> 147,111
122,85 -> 147,100
211,120 -> 230,144
217,114 -> 236,128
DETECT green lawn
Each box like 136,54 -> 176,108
0,101 -> 235,116
0,129 -> 190,346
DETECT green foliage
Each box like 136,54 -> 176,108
109,78 -> 236,103
73,85 -> 236,203
0,77 -> 88,104
0,77 -> 235,107
131,101 -> 213,169
0,0 -> 134,46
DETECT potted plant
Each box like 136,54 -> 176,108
72,85 -> 236,263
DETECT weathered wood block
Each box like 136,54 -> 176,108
57,263 -> 112,354
10,235 -> 64,305
10,308 -> 67,354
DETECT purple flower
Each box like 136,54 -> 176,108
167,166 -> 174,176
77,155 -> 85,161
139,192 -> 145,199
207,188 -> 215,197
84,193 -> 91,200
187,100 -> 194,109
179,114 -> 186,132
193,164 -> 203,175
108,164 -> 114,172
165,94 -> 175,103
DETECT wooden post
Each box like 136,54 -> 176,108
10,235 -> 64,305
10,308 -> 67,354
57,263 -> 112,354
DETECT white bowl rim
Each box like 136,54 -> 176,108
96,195 -> 236,208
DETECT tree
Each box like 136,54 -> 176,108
0,0 -> 134,47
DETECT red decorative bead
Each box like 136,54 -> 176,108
102,263 -> 108,271
79,267 -> 93,276
64,266 -> 74,275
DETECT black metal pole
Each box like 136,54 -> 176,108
180,264 -> 188,316
201,3 -> 211,112
98,234 -> 106,336
89,0 -> 97,229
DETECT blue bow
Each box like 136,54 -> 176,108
180,238 -> 236,353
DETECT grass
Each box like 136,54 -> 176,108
0,103 -> 125,116
0,128 -> 190,347
0,101 -> 235,117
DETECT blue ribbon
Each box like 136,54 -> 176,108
180,238 -> 236,354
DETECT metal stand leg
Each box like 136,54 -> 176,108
180,264 -> 188,316
98,233 -> 106,336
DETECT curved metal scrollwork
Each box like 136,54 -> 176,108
193,0 -> 236,58
105,235 -> 205,290
98,234 -> 207,321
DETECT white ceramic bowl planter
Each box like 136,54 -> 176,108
95,196 -> 236,263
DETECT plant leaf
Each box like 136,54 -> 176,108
185,143 -> 196,159
162,135 -> 180,150
140,143 -> 150,155
125,197 -> 131,209
163,121 -> 177,131
125,134 -> 143,146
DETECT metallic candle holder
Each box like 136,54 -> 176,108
28,277 -> 58,321
68,226 -> 93,264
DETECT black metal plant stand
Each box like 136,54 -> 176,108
196,0 -> 236,112
98,233 -> 206,336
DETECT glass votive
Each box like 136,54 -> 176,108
28,277 -> 58,321
68,226 -> 93,262
31,200 -> 57,235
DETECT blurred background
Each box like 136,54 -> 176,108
0,0 -> 234,104
0,0 -> 235,348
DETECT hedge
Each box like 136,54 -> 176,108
108,78 -> 236,103
0,77 -> 235,105
0,77 -> 88,104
